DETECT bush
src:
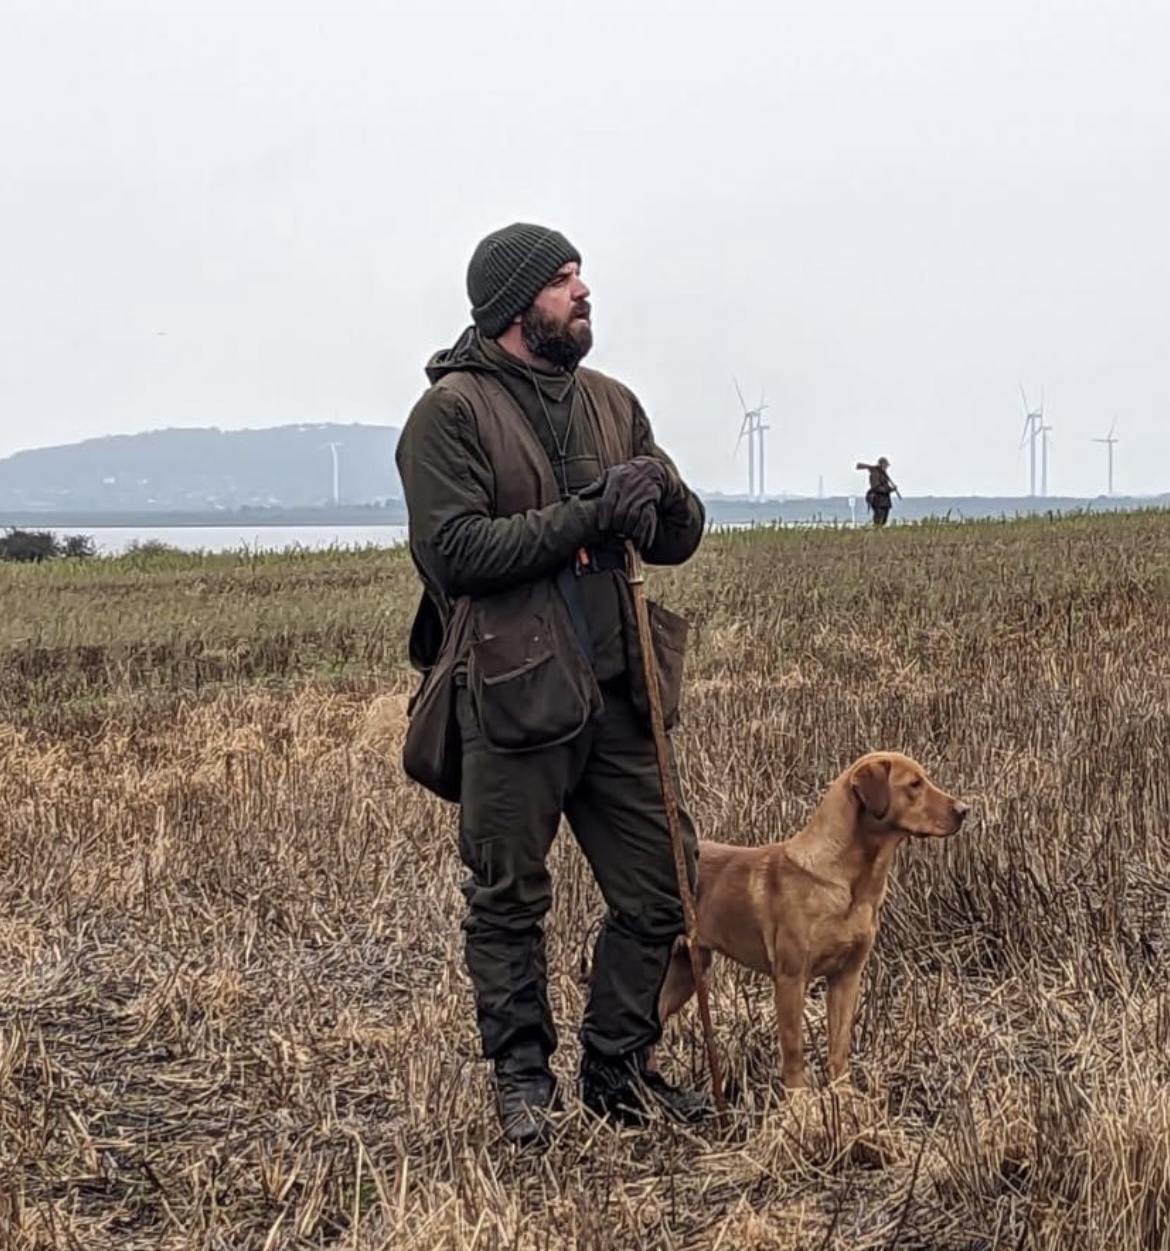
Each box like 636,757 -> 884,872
0,529 -> 96,562
61,534 -> 97,559
0,528 -> 61,562
124,538 -> 182,557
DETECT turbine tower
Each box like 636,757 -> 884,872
1039,418 -> 1052,498
321,441 -> 343,506
756,403 -> 770,499
1018,385 -> 1045,497
733,378 -> 768,500
1092,419 -> 1120,495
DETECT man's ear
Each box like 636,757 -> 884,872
851,758 -> 891,820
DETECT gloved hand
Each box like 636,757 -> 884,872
627,455 -> 682,505
621,500 -> 658,551
580,459 -> 665,550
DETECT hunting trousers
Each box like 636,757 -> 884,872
454,680 -> 698,1064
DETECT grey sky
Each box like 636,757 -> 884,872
2,0 -> 1167,497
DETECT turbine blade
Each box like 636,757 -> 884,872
734,411 -> 752,453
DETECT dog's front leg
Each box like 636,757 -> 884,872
772,972 -> 809,1088
825,961 -> 865,1086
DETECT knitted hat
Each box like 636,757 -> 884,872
466,223 -> 582,338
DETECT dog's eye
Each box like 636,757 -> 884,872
909,777 -> 923,790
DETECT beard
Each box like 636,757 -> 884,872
520,300 -> 593,371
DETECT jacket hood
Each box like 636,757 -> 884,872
424,325 -> 496,384
424,326 -> 577,403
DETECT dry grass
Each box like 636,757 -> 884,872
3,513 -> 1170,1249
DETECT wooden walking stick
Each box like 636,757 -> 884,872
624,540 -> 727,1127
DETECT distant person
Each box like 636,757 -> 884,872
855,457 -> 900,526
394,222 -> 710,1149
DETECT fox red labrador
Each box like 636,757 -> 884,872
658,751 -> 969,1090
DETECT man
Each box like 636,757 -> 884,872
856,457 -> 900,526
395,223 -> 710,1149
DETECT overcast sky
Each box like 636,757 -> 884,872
2,0 -> 1167,497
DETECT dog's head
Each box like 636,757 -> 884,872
849,752 -> 969,838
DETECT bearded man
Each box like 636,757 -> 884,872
395,222 -> 709,1149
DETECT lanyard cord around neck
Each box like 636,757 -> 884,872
526,365 -> 578,498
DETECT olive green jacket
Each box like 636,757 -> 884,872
394,327 -> 704,801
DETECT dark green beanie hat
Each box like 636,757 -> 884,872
466,223 -> 582,338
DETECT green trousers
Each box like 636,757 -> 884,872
455,681 -> 698,1063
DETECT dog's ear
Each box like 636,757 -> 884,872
851,758 -> 891,820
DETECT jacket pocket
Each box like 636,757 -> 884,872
648,599 -> 688,729
468,612 -> 596,752
621,594 -> 690,732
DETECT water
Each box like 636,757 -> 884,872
84,524 -> 409,556
79,517 -> 845,556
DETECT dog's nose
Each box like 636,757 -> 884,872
953,802 -> 970,820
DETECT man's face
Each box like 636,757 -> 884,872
519,262 -> 593,370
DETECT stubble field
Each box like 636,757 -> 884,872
2,513 -> 1170,1250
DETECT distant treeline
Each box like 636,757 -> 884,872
0,529 -> 192,562
0,528 -> 97,563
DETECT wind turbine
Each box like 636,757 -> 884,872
1016,382 -> 1041,495
1092,419 -> 1120,496
1039,417 -> 1053,498
733,378 -> 768,500
321,441 -> 343,506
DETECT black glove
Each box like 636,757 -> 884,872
629,455 -> 684,507
622,499 -> 658,551
580,459 -> 665,549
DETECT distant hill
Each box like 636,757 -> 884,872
0,424 -> 400,512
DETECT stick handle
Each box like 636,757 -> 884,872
624,541 -> 727,1125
